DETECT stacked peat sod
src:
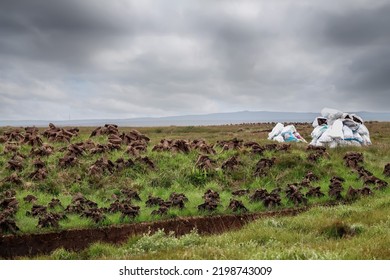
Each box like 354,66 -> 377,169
90,124 -> 150,157
152,139 -> 216,154
215,138 -> 243,151
146,192 -> 188,216
221,155 -> 241,171
343,152 -> 388,195
306,145 -> 329,162
244,141 -> 265,155
195,155 -> 216,170
0,191 -> 19,234
107,188 -> 141,221
28,158 -> 48,181
152,139 -> 191,153
198,189 -> 220,211
24,197 -> 67,228
43,123 -> 79,143
122,130 -> 150,157
227,199 -> 248,213
250,188 -> 282,208
384,164 -> 390,177
254,158 -> 276,176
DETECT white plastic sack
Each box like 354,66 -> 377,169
338,139 -> 361,147
353,132 -> 364,143
273,135 -> 285,143
357,124 -> 369,136
312,117 -> 327,128
342,125 -> 354,139
310,108 -> 371,148
283,132 -> 299,142
318,129 -> 332,143
328,119 -> 344,139
281,125 -> 297,135
343,119 -> 360,131
311,125 -> 327,139
268,123 -> 284,140
321,108 -> 343,125
350,114 -> 363,124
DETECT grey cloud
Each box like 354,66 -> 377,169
320,4 -> 390,47
1,0 -> 390,121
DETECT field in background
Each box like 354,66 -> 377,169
1,122 -> 389,259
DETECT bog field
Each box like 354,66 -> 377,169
1,122 -> 389,259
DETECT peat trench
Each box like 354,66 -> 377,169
0,203 -> 343,259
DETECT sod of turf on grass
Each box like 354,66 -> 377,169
0,122 -> 389,237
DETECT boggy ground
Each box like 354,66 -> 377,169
1,122 -> 390,259
25,192 -> 390,260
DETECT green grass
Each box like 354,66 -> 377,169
1,122 -> 390,259
28,189 -> 390,260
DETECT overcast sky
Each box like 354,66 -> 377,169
1,0 -> 390,120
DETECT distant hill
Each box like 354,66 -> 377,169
1,110 -> 390,127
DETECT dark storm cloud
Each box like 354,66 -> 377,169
321,4 -> 390,47
0,0 -> 390,120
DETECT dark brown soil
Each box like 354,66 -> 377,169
227,199 -> 248,212
81,208 -> 105,223
43,123 -> 78,143
306,145 -> 326,152
250,189 -> 269,202
48,198 -> 63,209
2,173 -> 23,185
28,168 -> 48,181
38,213 -> 66,228
59,155 -> 78,168
30,144 -> 54,157
119,204 -> 140,220
221,155 -> 240,171
305,171 -> 319,182
136,156 -> 155,170
307,150 -> 327,162
343,152 -> 364,169
26,205 -> 47,217
285,184 -> 307,205
231,189 -> 250,196
7,157 -> 24,171
384,163 -> 390,177
264,144 -> 278,151
0,213 -> 19,234
195,155 -> 215,170
329,176 -> 345,200
216,138 -> 243,151
151,206 -> 169,216
145,195 -> 165,207
254,158 -> 275,176
249,189 -> 281,208
191,139 -> 216,155
152,139 -> 191,153
306,186 -> 325,198
23,195 -> 37,204
198,189 -> 220,211
277,143 -> 291,151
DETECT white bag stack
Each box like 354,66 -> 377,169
310,108 -> 372,148
268,123 -> 307,143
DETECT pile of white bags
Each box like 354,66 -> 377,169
310,108 -> 372,148
268,123 -> 307,143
